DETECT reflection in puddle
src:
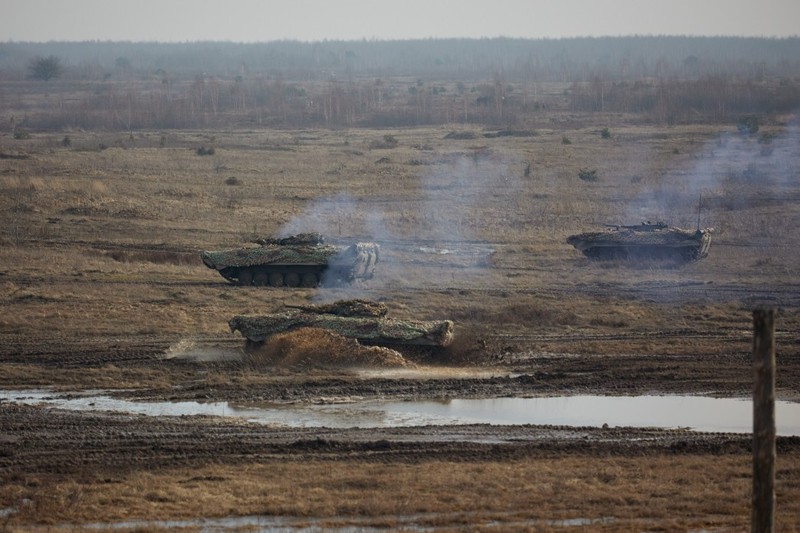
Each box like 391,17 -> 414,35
2,390 -> 799,435
59,512 -> 616,532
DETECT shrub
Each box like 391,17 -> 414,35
369,135 -> 399,149
578,168 -> 599,182
483,129 -> 537,138
28,55 -> 63,81
196,146 -> 215,156
600,127 -> 611,139
758,132 -> 776,144
61,136 -> 72,147
13,130 -> 31,140
561,136 -> 572,145
444,131 -> 477,140
737,116 -> 759,135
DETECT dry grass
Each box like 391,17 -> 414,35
3,454 -> 799,531
1,123 -> 799,350
1,119 -> 799,530
1,125 -> 791,250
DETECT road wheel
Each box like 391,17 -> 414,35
253,270 -> 269,286
301,273 -> 318,287
285,272 -> 301,287
268,272 -> 284,287
237,269 -> 253,286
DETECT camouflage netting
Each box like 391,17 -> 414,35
230,312 -> 454,347
567,224 -> 713,260
568,227 -> 711,246
247,327 -> 412,368
202,244 -> 344,270
252,233 -> 325,246
285,299 -> 388,317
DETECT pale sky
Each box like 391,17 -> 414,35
2,0 -> 798,42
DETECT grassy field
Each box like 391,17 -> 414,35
2,120 -> 799,338
1,111 -> 800,531
6,456 -> 789,532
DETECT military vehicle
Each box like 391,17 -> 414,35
229,299 -> 454,349
567,222 -> 713,261
201,233 -> 379,287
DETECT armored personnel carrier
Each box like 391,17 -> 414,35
201,233 -> 379,287
567,222 -> 712,261
229,299 -> 455,348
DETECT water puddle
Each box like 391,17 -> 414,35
2,390 -> 799,435
52,512 -> 615,532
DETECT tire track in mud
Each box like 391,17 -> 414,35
0,324 -> 785,368
10,278 -> 799,310
378,283 -> 800,307
0,334 -> 242,367
488,328 -> 780,344
0,327 -> 762,367
7,260 -> 800,306
0,402 -> 775,477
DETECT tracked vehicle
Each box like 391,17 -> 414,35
567,222 -> 712,262
229,299 -> 455,349
201,233 -> 379,287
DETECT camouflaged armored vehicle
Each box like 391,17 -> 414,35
229,299 -> 454,348
567,222 -> 712,261
201,233 -> 379,287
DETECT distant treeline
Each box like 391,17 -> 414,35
2,37 -> 799,130
2,37 -> 800,82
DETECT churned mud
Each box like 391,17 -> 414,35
2,329 -> 800,531
1,123 -> 800,529
1,322 -> 799,472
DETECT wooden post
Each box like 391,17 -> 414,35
752,309 -> 776,533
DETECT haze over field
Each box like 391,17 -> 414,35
1,0 -> 799,42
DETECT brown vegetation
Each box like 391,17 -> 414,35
5,455 -> 799,531
3,38 -> 800,130
1,40 -> 799,529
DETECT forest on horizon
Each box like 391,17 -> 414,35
3,36 -> 800,81
2,36 -> 799,131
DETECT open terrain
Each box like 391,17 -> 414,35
1,114 -> 800,531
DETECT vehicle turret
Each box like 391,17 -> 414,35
201,234 -> 379,287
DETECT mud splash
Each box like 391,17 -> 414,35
164,338 -> 244,362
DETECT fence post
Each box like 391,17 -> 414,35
752,309 -> 776,533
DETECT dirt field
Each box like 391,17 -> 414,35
1,121 -> 800,531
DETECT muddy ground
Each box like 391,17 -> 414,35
1,321 -> 799,469
2,242 -> 800,531
2,314 -> 800,531
2,125 -> 800,530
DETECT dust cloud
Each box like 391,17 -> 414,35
276,152 -> 523,302
164,338 -> 244,362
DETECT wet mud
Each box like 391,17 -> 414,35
1,330 -> 799,481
